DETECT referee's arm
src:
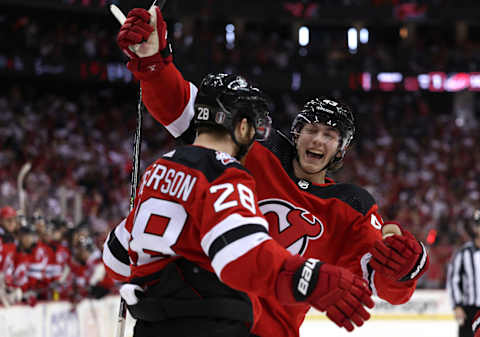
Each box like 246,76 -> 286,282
447,249 -> 464,308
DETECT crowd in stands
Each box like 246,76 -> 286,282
0,205 -> 115,306
1,2 -> 480,306
4,9 -> 480,82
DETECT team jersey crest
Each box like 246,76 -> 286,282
259,199 -> 324,255
215,151 -> 238,165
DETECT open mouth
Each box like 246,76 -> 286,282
306,150 -> 324,160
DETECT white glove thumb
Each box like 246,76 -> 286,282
119,284 -> 144,305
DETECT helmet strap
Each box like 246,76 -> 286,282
230,130 -> 255,160
230,120 -> 256,161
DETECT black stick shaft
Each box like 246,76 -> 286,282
115,1 -> 167,336
115,89 -> 143,337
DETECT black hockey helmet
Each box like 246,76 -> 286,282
194,73 -> 272,143
291,97 -> 355,170
18,218 -> 36,234
474,209 -> 480,225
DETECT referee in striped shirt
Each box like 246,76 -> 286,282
448,210 -> 480,337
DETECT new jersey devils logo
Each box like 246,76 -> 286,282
259,199 -> 324,255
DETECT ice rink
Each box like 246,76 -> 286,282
301,317 -> 457,337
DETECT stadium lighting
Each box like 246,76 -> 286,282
298,26 -> 309,46
348,27 -> 358,53
292,72 -> 302,91
225,24 -> 235,49
174,22 -> 183,39
359,28 -> 369,44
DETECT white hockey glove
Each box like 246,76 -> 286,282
119,283 -> 145,306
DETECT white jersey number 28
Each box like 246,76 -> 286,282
129,198 -> 187,265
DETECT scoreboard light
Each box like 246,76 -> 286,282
347,27 -> 358,53
298,26 -> 309,46
359,71 -> 480,92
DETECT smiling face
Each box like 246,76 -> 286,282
293,122 -> 341,183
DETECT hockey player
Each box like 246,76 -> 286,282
0,206 -> 18,305
103,72 -> 374,337
72,236 -> 113,300
0,206 -> 18,238
11,221 -> 39,305
46,218 -> 73,300
111,6 -> 428,336
0,206 -> 17,276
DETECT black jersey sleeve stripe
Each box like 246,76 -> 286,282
107,228 -> 130,265
207,224 -> 269,261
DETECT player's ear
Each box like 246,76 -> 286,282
236,118 -> 254,143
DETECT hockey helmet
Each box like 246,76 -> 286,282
194,73 -> 272,142
474,209 -> 480,225
291,97 -> 355,172
0,206 -> 17,219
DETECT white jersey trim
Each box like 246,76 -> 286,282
200,213 -> 269,255
114,219 -> 130,250
165,83 -> 198,138
212,233 -> 271,279
360,252 -> 378,297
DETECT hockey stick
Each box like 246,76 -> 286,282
17,162 -> 31,215
114,88 -> 144,337
110,2 -> 166,336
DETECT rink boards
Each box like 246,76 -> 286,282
0,290 -> 456,337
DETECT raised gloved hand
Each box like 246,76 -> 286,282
115,6 -> 172,79
370,222 -> 429,282
473,310 -> 480,337
276,255 -> 374,332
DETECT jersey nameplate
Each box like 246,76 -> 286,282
141,163 -> 198,202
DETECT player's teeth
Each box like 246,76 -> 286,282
307,151 -> 323,158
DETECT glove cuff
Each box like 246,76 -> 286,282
127,44 -> 173,80
276,255 -> 323,304
398,241 -> 429,282
292,258 -> 322,301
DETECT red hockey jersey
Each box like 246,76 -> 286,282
103,146 -> 292,327
0,237 -> 16,286
135,63 -> 418,337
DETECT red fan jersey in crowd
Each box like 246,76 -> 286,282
30,241 -> 55,296
49,241 -> 72,281
134,63 -> 419,337
70,250 -> 105,300
0,234 -> 16,280
70,259 -> 90,300
49,241 -> 73,299
12,250 -> 35,292
103,146 -> 293,327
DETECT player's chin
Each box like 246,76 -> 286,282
299,163 -> 323,175
300,157 -> 325,173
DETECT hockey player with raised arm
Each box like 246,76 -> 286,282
109,6 -> 429,337
104,73 -> 374,337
